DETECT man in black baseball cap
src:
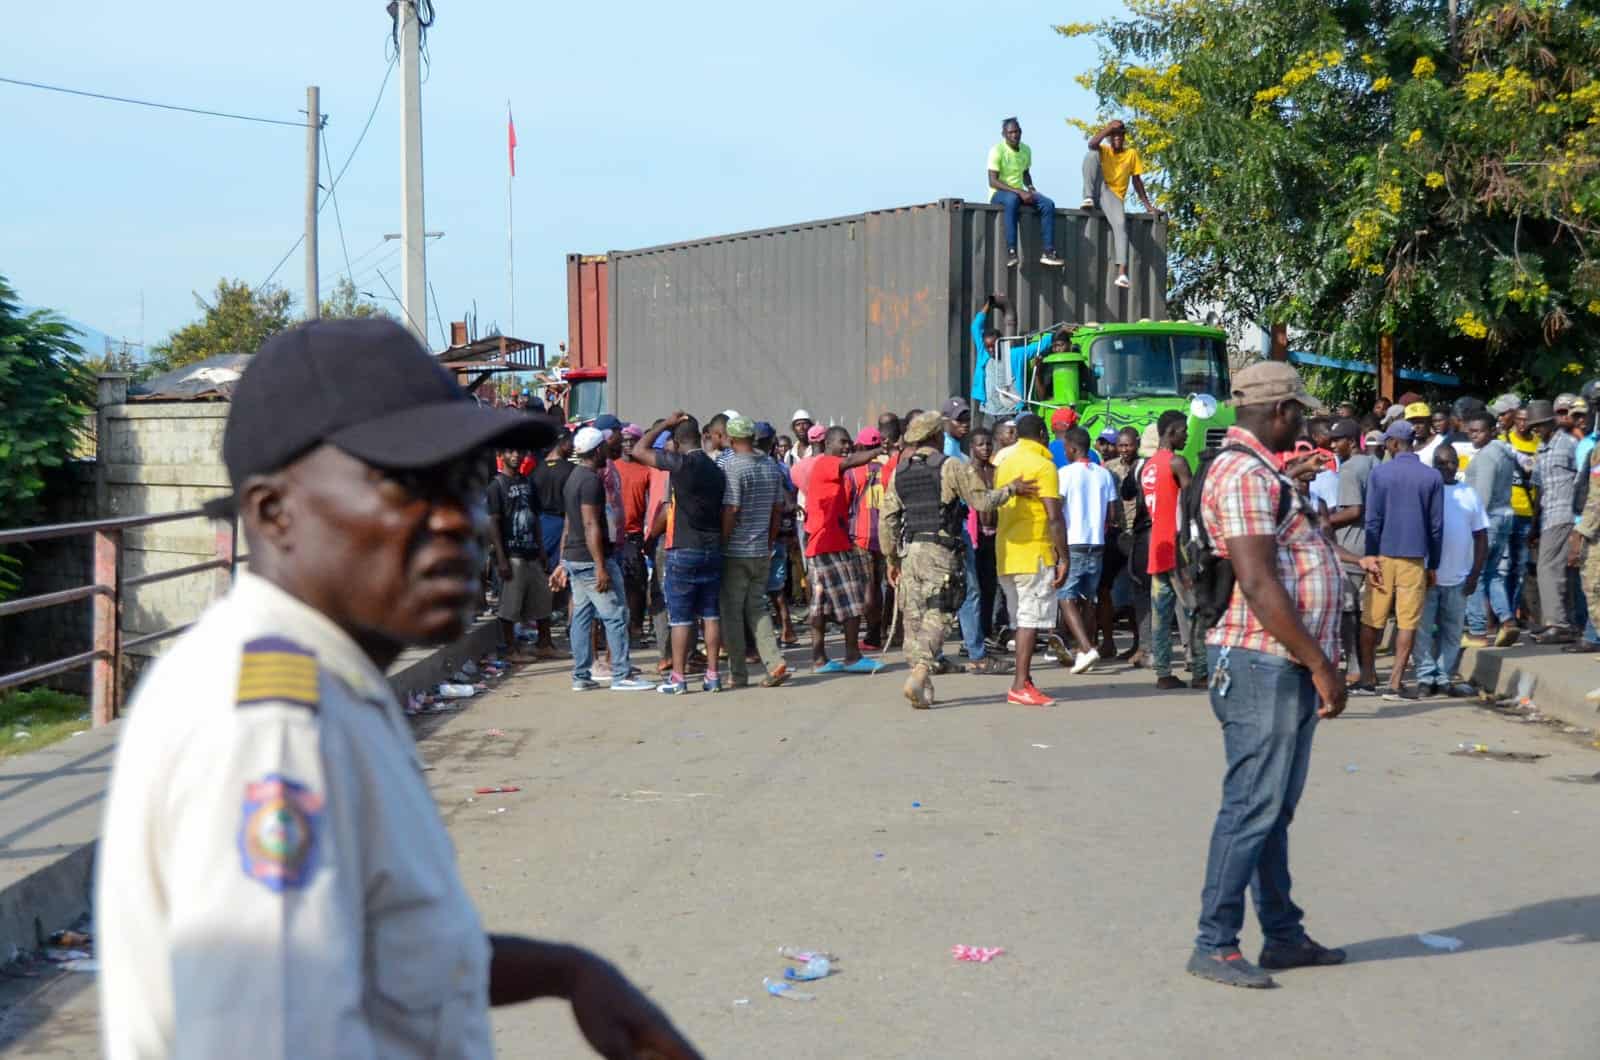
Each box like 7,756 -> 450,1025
99,319 -> 702,1059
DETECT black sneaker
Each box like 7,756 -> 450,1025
1005,248 -> 1020,268
1347,682 -> 1379,697
1186,948 -> 1275,988
1259,936 -> 1347,971
1382,685 -> 1419,702
1417,683 -> 1439,698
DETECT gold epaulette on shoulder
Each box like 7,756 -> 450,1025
236,636 -> 320,710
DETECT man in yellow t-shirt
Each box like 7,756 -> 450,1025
993,413 -> 1070,706
987,117 -> 1065,271
1083,120 -> 1162,291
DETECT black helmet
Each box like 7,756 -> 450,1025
1581,379 -> 1600,404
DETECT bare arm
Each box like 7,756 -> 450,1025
720,504 -> 738,546
1087,121 -> 1120,150
1130,173 -> 1157,213
1042,496 -> 1070,587
1325,503 -> 1363,530
634,412 -> 688,468
1227,534 -> 1344,717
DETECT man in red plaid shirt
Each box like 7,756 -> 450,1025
1187,361 -> 1351,990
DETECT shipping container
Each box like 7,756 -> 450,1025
564,253 -> 609,377
583,198 -> 1166,430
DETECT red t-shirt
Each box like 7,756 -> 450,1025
612,458 -> 652,536
803,455 -> 854,557
1140,449 -> 1182,574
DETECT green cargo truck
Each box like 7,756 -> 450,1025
1008,319 -> 1235,468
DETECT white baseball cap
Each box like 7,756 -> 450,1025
791,408 -> 813,422
721,408 -> 742,420
573,426 -> 606,454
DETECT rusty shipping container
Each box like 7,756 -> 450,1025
588,198 -> 1167,428
564,253 -> 609,376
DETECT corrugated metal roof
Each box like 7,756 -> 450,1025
127,353 -> 251,401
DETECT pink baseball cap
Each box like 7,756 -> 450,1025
855,427 -> 882,447
807,424 -> 828,443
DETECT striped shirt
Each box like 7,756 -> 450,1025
721,451 -> 784,558
1201,427 -> 1342,665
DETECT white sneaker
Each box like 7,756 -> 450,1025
1071,648 -> 1100,675
1114,274 -> 1131,290
1040,252 -> 1065,267
1079,197 -> 1095,209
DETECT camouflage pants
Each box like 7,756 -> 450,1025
1584,539 -> 1600,612
898,542 -> 965,669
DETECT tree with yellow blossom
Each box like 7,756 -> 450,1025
1060,1 -> 1600,390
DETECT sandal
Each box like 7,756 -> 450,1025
966,656 -> 1015,675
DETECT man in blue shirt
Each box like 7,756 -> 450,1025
1354,420 -> 1444,700
968,295 -> 1009,419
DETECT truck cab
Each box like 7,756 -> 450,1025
1025,321 -> 1234,469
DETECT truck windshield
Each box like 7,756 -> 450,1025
570,380 -> 608,421
1085,334 -> 1229,399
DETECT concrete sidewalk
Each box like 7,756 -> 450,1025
0,617 -> 500,960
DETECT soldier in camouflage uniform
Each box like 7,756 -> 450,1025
881,411 -> 1036,708
1568,443 -> 1600,617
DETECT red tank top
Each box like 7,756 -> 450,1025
1140,450 -> 1180,574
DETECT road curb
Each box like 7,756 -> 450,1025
1460,642 -> 1600,733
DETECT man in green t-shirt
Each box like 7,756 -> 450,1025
987,117 -> 1064,270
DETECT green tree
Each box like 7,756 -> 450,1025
1060,1 -> 1600,389
150,279 -> 292,372
320,276 -> 392,321
0,275 -> 93,593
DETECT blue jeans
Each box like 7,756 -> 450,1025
1196,646 -> 1318,953
990,190 -> 1057,254
1151,573 -> 1207,680
1467,510 -> 1513,635
955,538 -> 986,660
1502,515 -> 1533,621
1415,583 -> 1468,686
567,558 -> 631,680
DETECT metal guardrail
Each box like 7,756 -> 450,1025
0,509 -> 239,726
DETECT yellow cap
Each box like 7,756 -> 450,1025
1404,401 -> 1432,420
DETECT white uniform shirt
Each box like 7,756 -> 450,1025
96,571 -> 493,1059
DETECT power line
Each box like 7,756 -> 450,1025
321,126 -> 354,287
373,267 -> 425,338
0,74 -> 305,127
261,56 -> 397,292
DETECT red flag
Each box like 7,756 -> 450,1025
507,108 -> 517,177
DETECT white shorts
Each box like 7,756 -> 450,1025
1001,564 -> 1058,630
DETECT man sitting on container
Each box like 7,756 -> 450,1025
1082,119 -> 1162,291
988,117 -> 1065,270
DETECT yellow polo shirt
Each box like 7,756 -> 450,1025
994,438 -> 1061,575
1505,429 -> 1538,517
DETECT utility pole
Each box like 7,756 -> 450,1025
305,85 -> 321,320
397,0 -> 428,345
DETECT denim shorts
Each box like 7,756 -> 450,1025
665,547 -> 723,626
766,545 -> 788,594
1059,545 -> 1104,601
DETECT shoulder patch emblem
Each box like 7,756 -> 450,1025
238,773 -> 324,891
236,636 -> 319,709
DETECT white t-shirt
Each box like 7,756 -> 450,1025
1437,479 -> 1490,587
1058,460 -> 1119,546
1415,433 -> 1446,468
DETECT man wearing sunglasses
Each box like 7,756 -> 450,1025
95,319 -> 700,1059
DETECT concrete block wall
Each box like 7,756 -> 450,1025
1,383 -> 236,693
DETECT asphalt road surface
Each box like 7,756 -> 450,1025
5,642 -> 1598,1058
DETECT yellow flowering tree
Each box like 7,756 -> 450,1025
1059,1 -> 1600,389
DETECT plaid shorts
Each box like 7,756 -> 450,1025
806,549 -> 868,622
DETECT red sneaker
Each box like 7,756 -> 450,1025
1006,683 -> 1054,707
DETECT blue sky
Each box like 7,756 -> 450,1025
2,1 -> 1122,359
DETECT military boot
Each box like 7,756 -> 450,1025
903,664 -> 933,709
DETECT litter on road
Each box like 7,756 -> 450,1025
951,945 -> 1005,962
473,786 -> 520,794
1452,743 -> 1548,762
1418,933 -> 1465,951
763,977 -> 815,1001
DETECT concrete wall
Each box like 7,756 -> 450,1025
1,377 -> 235,693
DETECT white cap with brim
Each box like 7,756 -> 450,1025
791,409 -> 813,423
573,426 -> 606,454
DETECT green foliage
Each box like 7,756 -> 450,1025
1059,1 -> 1600,391
0,687 -> 88,759
150,279 -> 293,372
0,275 -> 93,594
320,276 -> 392,321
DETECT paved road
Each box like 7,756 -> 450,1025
5,643 -> 1599,1058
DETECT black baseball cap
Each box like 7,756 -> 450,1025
1329,418 -> 1362,440
216,318 -> 558,502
